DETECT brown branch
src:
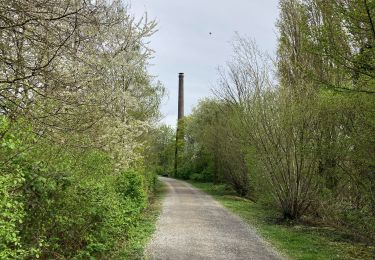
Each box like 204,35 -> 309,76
363,0 -> 375,40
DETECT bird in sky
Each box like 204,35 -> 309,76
209,32 -> 212,35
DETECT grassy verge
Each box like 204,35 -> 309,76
189,181 -> 374,260
110,180 -> 166,259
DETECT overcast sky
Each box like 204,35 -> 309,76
130,0 -> 280,127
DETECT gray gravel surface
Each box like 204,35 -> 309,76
145,177 -> 283,260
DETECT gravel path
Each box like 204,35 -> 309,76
145,177 -> 283,260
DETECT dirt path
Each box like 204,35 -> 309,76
145,177 -> 282,260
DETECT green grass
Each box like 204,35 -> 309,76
189,181 -> 374,260
110,180 -> 166,259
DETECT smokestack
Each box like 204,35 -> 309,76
178,73 -> 184,120
174,73 -> 185,177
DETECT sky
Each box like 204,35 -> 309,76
130,0 -> 280,127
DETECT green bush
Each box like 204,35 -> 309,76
190,173 -> 205,182
190,167 -> 213,182
116,170 -> 147,211
0,116 -> 157,258
0,170 -> 26,259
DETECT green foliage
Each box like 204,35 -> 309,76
171,99 -> 253,196
190,167 -> 214,182
145,125 -> 176,177
276,0 -> 375,235
175,117 -> 187,177
0,117 -> 28,259
0,116 -> 159,258
0,168 -> 26,259
110,180 -> 166,259
116,170 -> 148,211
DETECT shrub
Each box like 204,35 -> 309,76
0,170 -> 26,259
116,170 -> 147,211
0,117 -> 156,258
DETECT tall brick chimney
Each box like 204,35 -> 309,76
178,72 -> 184,120
174,73 -> 185,176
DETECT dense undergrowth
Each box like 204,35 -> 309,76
0,117 -> 160,259
109,180 -> 166,259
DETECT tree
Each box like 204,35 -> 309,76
0,0 -> 165,257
